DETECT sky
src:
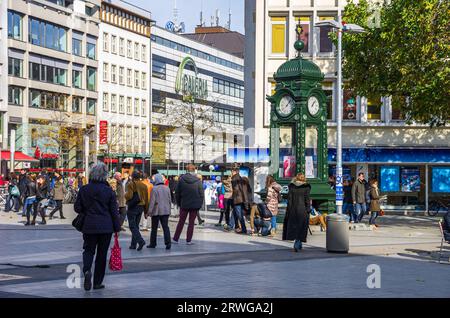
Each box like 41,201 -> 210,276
129,0 -> 245,34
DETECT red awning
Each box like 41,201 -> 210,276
0,151 -> 40,162
104,158 -> 119,164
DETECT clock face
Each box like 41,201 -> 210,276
308,96 -> 320,116
278,95 -> 295,116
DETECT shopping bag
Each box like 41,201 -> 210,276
109,233 -> 123,271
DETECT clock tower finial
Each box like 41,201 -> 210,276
294,21 -> 305,58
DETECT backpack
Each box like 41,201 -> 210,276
257,203 -> 273,219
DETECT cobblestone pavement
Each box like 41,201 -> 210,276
0,206 -> 448,298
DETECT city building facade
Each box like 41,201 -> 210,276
245,0 -> 450,211
97,0 -> 152,168
0,0 -> 8,150
5,0 -> 101,170
151,25 -> 244,173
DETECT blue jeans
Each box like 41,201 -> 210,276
355,203 -> 367,222
233,204 -> 247,234
343,203 -> 357,222
254,218 -> 271,236
23,197 -> 36,216
271,216 -> 277,231
369,211 -> 378,225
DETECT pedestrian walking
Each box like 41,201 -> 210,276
173,164 -> 205,245
74,173 -> 87,191
352,172 -> 368,223
125,171 -> 149,251
221,176 -> 233,230
5,173 -> 20,215
18,169 -> 28,210
140,173 -> 154,232
74,162 -> 121,291
265,175 -> 282,236
32,175 -> 49,225
146,174 -> 172,250
196,174 -> 206,226
282,173 -> 311,252
343,180 -> 356,222
113,172 -> 127,231
49,173 -> 67,220
24,174 -> 37,226
368,179 -> 381,228
231,168 -> 249,234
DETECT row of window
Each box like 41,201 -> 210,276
101,3 -> 151,37
8,11 -> 97,59
213,78 -> 245,99
103,93 -> 147,117
108,125 -> 148,153
151,35 -> 243,72
8,86 -> 96,115
270,16 -> 335,55
213,108 -> 244,126
103,33 -> 147,62
103,64 -> 147,89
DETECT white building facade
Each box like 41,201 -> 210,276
0,0 -> 8,149
245,0 -> 450,211
151,26 -> 245,170
97,0 -> 152,165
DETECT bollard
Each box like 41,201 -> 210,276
326,213 -> 350,253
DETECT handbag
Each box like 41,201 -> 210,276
72,213 -> 85,232
379,210 -> 385,217
11,185 -> 20,197
109,233 -> 123,272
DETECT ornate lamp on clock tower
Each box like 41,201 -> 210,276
267,23 -> 335,212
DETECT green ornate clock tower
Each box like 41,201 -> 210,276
266,24 -> 335,212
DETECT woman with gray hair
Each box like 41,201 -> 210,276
74,162 -> 121,291
146,174 -> 172,250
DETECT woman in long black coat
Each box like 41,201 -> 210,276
282,173 -> 311,252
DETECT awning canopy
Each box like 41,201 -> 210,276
0,151 -> 39,162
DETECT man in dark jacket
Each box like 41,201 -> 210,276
74,162 -> 121,291
352,172 -> 368,223
18,170 -> 28,209
173,164 -> 204,244
125,171 -> 149,251
231,168 -> 248,234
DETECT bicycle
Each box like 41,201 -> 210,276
428,200 -> 449,217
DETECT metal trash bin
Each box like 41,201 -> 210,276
326,213 -> 350,253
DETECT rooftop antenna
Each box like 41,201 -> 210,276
211,15 -> 214,27
216,9 -> 220,27
200,0 -> 204,26
227,7 -> 232,30
173,0 -> 179,26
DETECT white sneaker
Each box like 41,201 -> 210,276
186,242 -> 194,245
172,239 -> 179,244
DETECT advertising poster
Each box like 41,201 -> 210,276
305,156 -> 314,179
380,166 -> 400,192
283,156 -> 296,178
401,168 -> 421,192
432,167 -> 450,193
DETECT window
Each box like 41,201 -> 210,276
134,127 -> 139,149
141,72 -> 147,90
271,17 -> 286,55
126,97 -> 132,114
134,98 -> 139,116
111,35 -> 117,54
127,68 -> 132,86
119,67 -> 125,85
29,62 -> 67,86
29,89 -> 68,110
103,93 -> 109,111
87,99 -> 96,115
367,96 -> 382,120
127,40 -> 132,58
134,70 -> 140,88
87,42 -> 96,60
119,96 -> 125,113
134,42 -> 140,60
72,33 -> 83,56
119,37 -> 125,56
8,57 -> 23,77
152,90 -> 166,113
72,69 -> 82,89
213,78 -> 244,99
322,82 -> 333,120
103,32 -> 109,52
391,95 -> 407,121
103,63 -> 109,82
72,96 -> 82,113
8,86 -> 23,105
87,67 -> 97,91
152,60 -> 166,79
141,99 -> 146,116
111,94 -> 117,112
28,18 -> 67,52
295,16 -> 311,53
111,65 -> 117,83
319,17 -> 335,53
8,11 -> 23,40
141,45 -> 147,62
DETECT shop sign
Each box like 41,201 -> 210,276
99,121 -> 108,145
175,56 -> 208,101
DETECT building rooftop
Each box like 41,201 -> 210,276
182,27 -> 245,59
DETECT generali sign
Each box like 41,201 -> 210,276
175,56 -> 208,101
99,120 -> 108,145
